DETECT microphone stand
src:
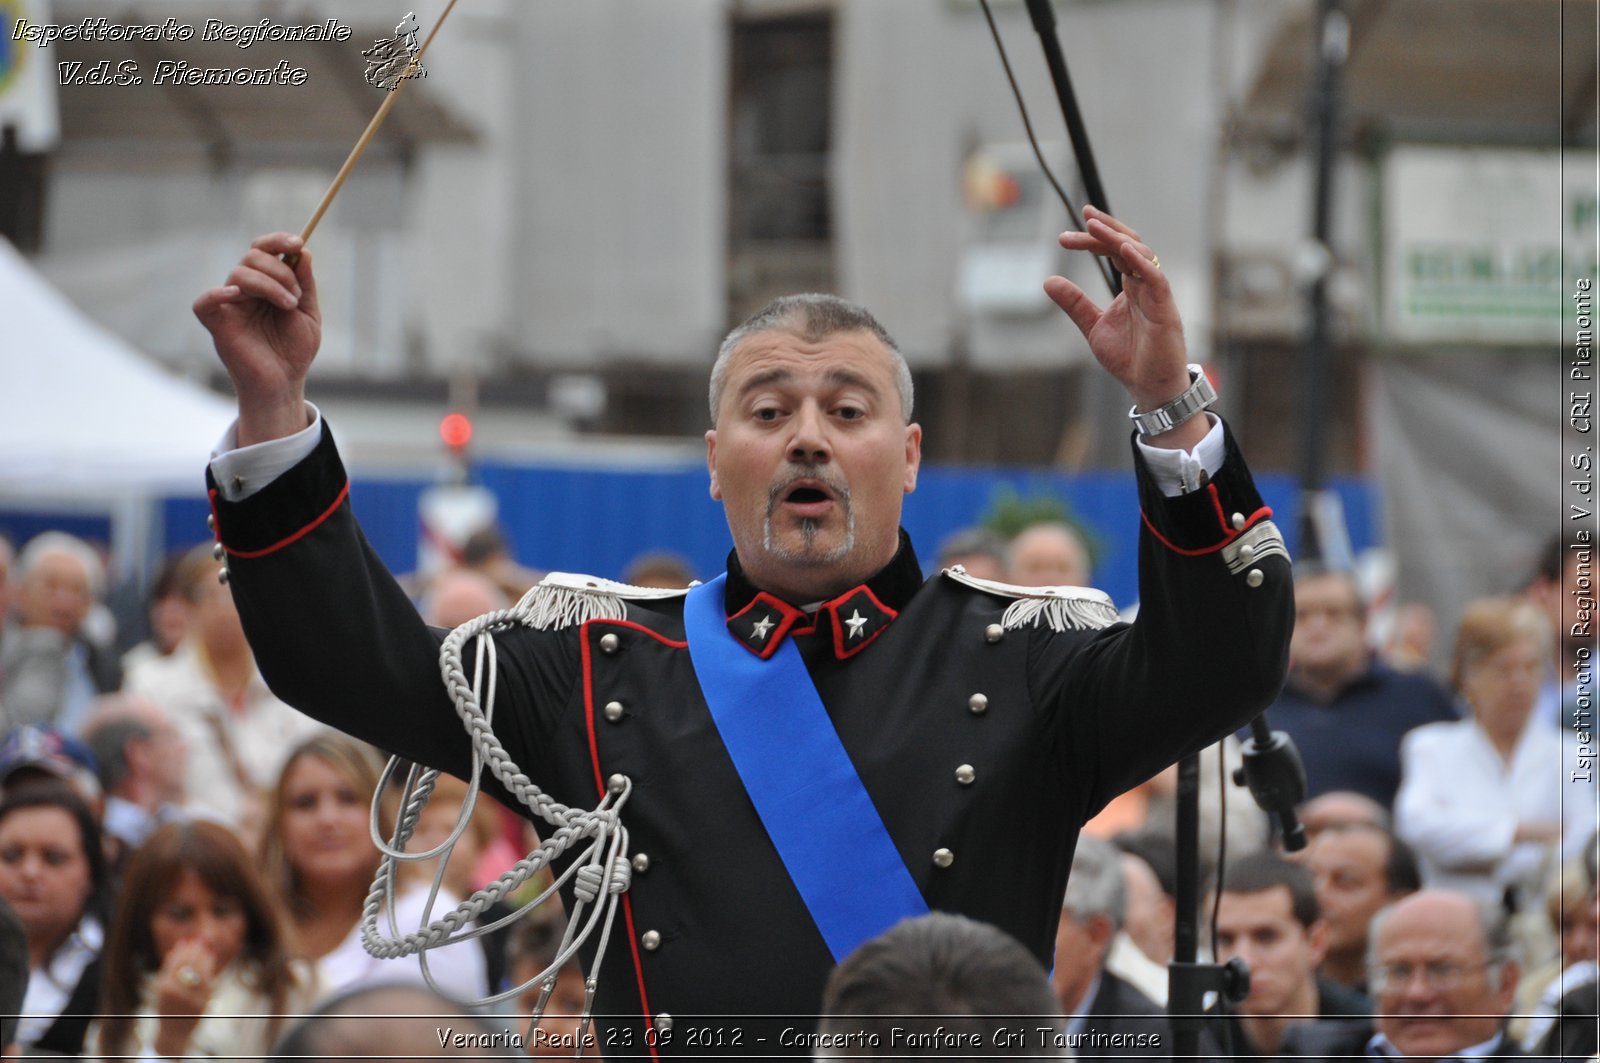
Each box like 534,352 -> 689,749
1013,5 -> 1315,1055
1022,0 -> 1121,296
1169,715 -> 1309,1059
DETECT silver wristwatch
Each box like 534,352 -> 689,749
1128,364 -> 1217,437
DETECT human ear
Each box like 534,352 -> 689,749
705,429 -> 722,500
902,423 -> 923,494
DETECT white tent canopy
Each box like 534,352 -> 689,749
0,237 -> 235,501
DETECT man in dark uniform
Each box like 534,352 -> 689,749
193,207 -> 1293,1054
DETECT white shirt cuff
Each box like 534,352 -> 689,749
209,403 -> 324,502
1135,413 -> 1225,497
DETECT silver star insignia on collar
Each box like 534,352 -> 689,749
749,614 -> 776,641
844,609 -> 869,639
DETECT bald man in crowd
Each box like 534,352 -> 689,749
421,568 -> 512,630
1365,892 -> 1526,1062
1007,521 -> 1093,588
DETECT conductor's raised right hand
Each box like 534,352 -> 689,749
193,232 -> 321,446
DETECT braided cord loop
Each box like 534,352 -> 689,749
357,601 -> 633,1015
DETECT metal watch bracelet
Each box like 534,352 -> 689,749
1128,364 -> 1216,437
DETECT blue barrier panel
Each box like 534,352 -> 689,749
118,462 -> 1377,607
0,512 -> 114,552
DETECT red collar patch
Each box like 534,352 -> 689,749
725,585 -> 899,660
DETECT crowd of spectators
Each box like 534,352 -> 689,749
0,527 -> 556,1058
0,520 -> 1594,1060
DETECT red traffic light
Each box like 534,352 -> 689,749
439,412 -> 473,450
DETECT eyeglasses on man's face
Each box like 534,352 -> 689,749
1368,960 -> 1495,993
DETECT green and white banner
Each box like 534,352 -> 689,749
1383,145 -> 1596,345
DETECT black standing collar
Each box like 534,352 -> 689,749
720,530 -> 923,660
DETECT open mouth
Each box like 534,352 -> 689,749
779,481 -> 837,517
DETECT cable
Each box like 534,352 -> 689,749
977,0 -> 1118,297
1211,739 -> 1226,964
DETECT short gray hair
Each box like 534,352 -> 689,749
1063,835 -> 1126,929
708,294 -> 913,425
17,530 -> 104,599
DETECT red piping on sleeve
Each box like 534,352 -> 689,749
1140,505 -> 1274,557
1207,484 -> 1231,536
216,482 -> 351,559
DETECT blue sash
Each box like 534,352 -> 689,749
683,576 -> 928,961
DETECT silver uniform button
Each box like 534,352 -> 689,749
1239,544 -> 1256,562
654,1014 -> 673,1034
968,693 -> 988,715
641,930 -> 661,951
1246,568 -> 1264,588
599,633 -> 620,654
631,853 -> 650,873
607,773 -> 628,795
932,848 -> 954,868
206,513 -> 216,530
217,567 -> 230,585
211,542 -> 225,560
604,701 -> 624,723
984,623 -> 1004,644
955,764 -> 976,786
1231,512 -> 1246,530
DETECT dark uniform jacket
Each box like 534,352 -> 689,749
206,420 -> 1292,1057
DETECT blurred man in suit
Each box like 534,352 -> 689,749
1052,835 -> 1171,1056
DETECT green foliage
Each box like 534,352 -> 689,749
977,485 -> 1103,567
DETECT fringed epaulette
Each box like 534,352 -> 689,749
515,571 -> 691,630
941,565 -> 1120,632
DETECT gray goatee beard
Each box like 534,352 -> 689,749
762,468 -> 854,566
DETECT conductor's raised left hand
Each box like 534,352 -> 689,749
1045,207 -> 1205,450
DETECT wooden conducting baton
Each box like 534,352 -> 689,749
283,0 -> 458,266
